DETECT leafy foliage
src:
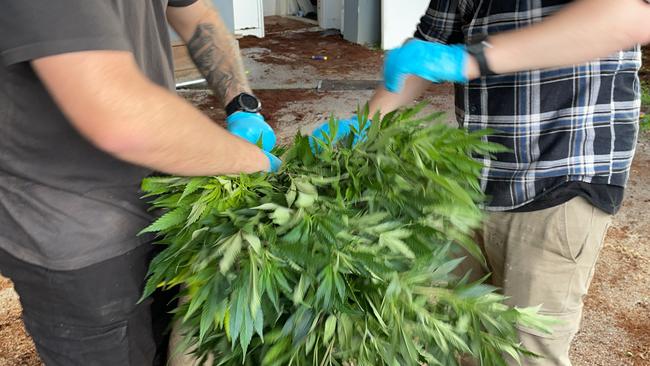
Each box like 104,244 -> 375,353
641,82 -> 650,133
141,105 -> 553,365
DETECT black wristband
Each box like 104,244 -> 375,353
466,36 -> 495,77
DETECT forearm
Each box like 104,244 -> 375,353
368,76 -> 431,118
467,0 -> 650,79
95,80 -> 266,176
169,3 -> 251,106
33,52 -> 267,176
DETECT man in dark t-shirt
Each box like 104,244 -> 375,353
0,1 -> 279,364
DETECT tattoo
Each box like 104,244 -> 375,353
187,23 -> 251,106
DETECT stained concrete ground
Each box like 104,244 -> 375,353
1,16 -> 649,366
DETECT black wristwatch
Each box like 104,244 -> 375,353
225,92 -> 262,116
466,35 -> 495,77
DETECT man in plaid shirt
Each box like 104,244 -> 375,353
311,0 -> 650,364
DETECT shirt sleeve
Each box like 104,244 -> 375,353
413,0 -> 464,45
0,1 -> 131,66
168,0 -> 200,7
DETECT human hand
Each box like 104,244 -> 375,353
384,39 -> 468,93
308,116 -> 371,153
262,150 -> 281,172
226,111 -> 277,152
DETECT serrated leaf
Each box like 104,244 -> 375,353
243,232 -> 262,253
219,233 -> 243,274
323,315 -> 337,343
185,284 -> 210,322
191,227 -> 208,240
229,288 -> 245,347
292,274 -> 307,305
253,203 -> 282,211
379,232 -> 415,259
305,332 -> 317,354
270,207 -> 293,226
179,177 -> 207,201
139,207 -> 188,234
294,192 -> 317,208
253,306 -> 264,341
286,181 -> 297,208
240,306 -> 254,354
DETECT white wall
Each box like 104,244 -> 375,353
264,0 -> 278,16
233,0 -> 265,37
264,0 -> 299,16
381,0 -> 429,50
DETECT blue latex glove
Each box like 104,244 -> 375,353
227,111 -> 276,152
309,115 -> 370,153
263,150 -> 282,172
384,39 -> 468,93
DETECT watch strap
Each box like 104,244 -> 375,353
225,93 -> 261,117
467,36 -> 495,77
225,95 -> 243,117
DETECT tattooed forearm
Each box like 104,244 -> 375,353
187,22 -> 251,106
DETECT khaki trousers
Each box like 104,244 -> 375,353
168,296 -> 214,366
461,197 -> 612,366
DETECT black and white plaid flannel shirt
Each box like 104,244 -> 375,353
414,0 -> 641,211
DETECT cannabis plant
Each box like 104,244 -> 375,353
141,106 -> 553,366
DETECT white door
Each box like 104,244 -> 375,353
233,0 -> 265,37
318,0 -> 342,29
380,0 -> 429,50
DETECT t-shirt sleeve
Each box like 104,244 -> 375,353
0,1 -> 131,66
413,0 -> 464,45
168,0 -> 200,7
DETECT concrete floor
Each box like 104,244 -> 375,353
181,83 -> 456,146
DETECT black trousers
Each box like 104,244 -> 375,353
0,244 -> 176,366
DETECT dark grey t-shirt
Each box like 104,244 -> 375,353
0,0 -> 197,270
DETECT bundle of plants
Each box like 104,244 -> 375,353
140,106 -> 553,366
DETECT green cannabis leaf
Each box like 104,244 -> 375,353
141,104 -> 554,365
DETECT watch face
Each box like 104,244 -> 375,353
239,93 -> 261,112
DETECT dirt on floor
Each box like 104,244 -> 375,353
238,26 -> 383,77
181,88 -> 321,131
640,47 -> 650,81
0,277 -> 39,366
263,16 -> 319,35
179,82 -> 454,135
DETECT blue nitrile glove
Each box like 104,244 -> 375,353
309,115 -> 371,153
263,150 -> 282,172
227,111 -> 277,152
384,39 -> 468,93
